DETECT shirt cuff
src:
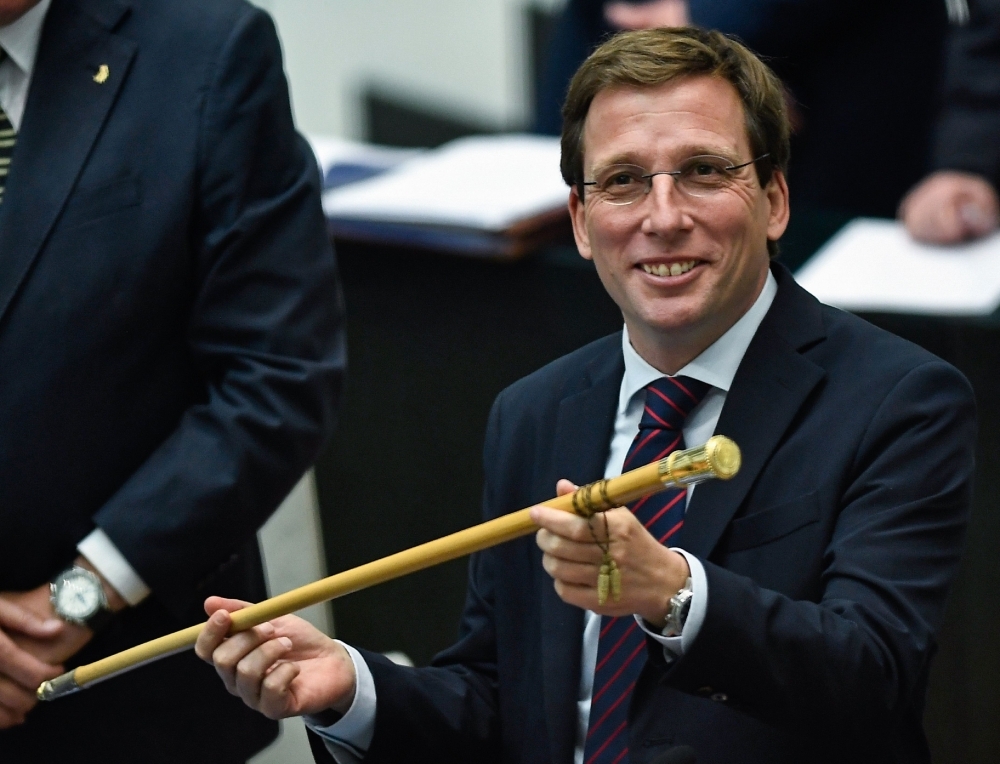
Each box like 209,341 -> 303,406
77,529 -> 151,606
304,641 -> 376,763
634,549 -> 707,661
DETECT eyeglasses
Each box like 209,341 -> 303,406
582,153 -> 771,205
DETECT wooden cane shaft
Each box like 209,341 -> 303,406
59,436 -> 739,693
72,467 -> 664,687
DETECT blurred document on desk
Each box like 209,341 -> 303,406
321,134 -> 569,258
307,134 -> 419,191
796,218 -> 1000,315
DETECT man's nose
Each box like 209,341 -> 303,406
641,174 -> 689,235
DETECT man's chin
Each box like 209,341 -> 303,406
0,0 -> 44,27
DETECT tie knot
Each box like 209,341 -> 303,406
639,376 -> 710,432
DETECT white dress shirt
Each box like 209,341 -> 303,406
0,0 -> 150,605
310,272 -> 779,763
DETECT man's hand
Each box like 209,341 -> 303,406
0,554 -> 123,729
605,0 -> 689,30
531,479 -> 690,627
0,594 -> 65,729
195,596 -> 357,720
899,171 -> 1000,244
6,585 -> 94,666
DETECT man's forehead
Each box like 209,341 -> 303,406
581,76 -> 750,165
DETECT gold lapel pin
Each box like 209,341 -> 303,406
93,64 -> 109,84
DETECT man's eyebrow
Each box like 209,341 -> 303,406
598,153 -> 641,167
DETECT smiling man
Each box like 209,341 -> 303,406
197,28 -> 975,764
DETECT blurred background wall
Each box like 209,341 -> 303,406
253,0 -> 564,139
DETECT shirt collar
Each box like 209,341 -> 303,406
618,269 -> 778,412
0,0 -> 52,76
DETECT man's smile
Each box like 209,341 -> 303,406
637,259 -> 703,279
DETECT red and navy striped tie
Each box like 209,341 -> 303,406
583,375 -> 710,764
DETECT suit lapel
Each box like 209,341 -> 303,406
541,339 -> 623,764
0,0 -> 134,328
678,267 -> 827,558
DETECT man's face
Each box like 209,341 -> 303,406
0,0 -> 42,27
569,75 -> 789,370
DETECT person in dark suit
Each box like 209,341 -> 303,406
536,0 -> 948,219
901,0 -> 1000,243
197,28 -> 974,764
0,0 -> 344,761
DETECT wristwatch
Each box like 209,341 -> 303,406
50,566 -> 114,631
662,577 -> 694,637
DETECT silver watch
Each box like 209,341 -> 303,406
662,576 -> 693,637
50,566 -> 113,631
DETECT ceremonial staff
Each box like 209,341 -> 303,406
37,435 -> 741,701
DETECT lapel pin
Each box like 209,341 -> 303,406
93,64 -> 109,84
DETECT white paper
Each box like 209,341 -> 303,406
305,134 -> 420,178
795,218 -> 1000,315
321,134 -> 569,232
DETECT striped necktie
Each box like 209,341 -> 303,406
0,52 -> 13,205
583,376 -> 710,764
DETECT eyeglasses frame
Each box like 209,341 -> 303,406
581,152 -> 772,205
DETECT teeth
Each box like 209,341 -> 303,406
642,260 -> 697,277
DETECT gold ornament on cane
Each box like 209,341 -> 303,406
589,511 -> 621,606
610,559 -> 622,601
598,559 -> 610,605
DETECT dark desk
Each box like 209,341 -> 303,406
315,236 -> 998,763
314,241 -> 621,665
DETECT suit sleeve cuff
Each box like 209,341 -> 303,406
304,641 -> 376,763
635,549 -> 708,660
77,529 -> 151,606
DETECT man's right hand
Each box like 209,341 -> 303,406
899,170 -> 1000,244
195,596 -> 357,721
0,595 -> 65,728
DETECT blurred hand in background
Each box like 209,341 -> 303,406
900,170 -> 1000,244
604,0 -> 688,30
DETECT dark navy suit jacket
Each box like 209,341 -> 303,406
313,266 -> 974,764
0,0 -> 344,759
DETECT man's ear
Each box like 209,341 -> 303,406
568,186 -> 594,261
765,169 -> 790,242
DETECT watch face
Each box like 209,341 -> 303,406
53,570 -> 102,621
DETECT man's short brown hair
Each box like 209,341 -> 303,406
560,27 -> 790,255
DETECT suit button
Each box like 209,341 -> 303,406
696,686 -> 713,697
710,692 -> 728,702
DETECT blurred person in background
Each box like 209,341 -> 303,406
901,0 -> 1000,244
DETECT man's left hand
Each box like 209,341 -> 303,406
531,479 -> 690,627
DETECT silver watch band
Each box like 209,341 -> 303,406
663,576 -> 694,637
